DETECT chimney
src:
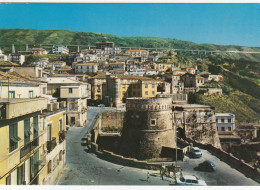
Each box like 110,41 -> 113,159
47,103 -> 53,112
53,102 -> 60,110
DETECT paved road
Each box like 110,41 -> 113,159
58,107 -> 170,185
177,149 -> 259,186
58,107 -> 259,186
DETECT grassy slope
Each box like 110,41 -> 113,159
198,92 -> 259,122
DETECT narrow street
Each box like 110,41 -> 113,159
58,107 -> 259,186
58,107 -> 170,185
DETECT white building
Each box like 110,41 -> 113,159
0,49 -> 8,61
104,47 -> 121,54
75,63 -> 98,74
52,45 -> 69,54
216,113 -> 235,131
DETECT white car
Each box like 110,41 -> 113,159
190,147 -> 202,158
171,175 -> 207,186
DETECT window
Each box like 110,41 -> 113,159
48,160 -> 52,174
30,151 -> 39,180
59,119 -> 63,131
47,124 -> 52,141
69,88 -> 73,94
145,91 -> 148,95
33,116 -> 38,139
6,175 -> 11,185
9,123 -> 20,152
228,118 -> 231,123
151,119 -> 156,126
221,127 -> 225,131
28,90 -> 34,98
17,163 -> 25,185
221,119 -> 225,123
122,85 -> 125,89
24,119 -> 31,145
8,91 -> 15,99
228,127 -> 232,131
69,103 -> 75,110
145,84 -> 148,88
152,91 -> 155,95
152,84 -> 155,88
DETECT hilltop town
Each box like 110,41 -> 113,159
0,39 -> 259,185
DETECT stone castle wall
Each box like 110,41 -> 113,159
121,97 -> 176,160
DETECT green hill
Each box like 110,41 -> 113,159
1,28 -> 260,55
0,28 -> 259,122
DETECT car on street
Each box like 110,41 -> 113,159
190,147 -> 202,158
98,104 -> 105,107
170,175 -> 207,186
196,160 -> 216,172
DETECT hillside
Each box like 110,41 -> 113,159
1,28 -> 260,56
0,28 -> 259,122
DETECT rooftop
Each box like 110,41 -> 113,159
0,61 -> 19,66
216,113 -> 235,117
0,71 -> 41,84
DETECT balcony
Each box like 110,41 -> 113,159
0,98 -> 47,120
47,137 -> 57,153
59,130 -> 66,143
20,137 -> 39,159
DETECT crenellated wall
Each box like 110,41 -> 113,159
121,97 -> 176,160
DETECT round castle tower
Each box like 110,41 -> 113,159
120,97 -> 176,160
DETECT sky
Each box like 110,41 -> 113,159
0,3 -> 260,47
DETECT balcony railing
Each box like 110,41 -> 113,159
20,137 -> 39,159
47,137 -> 57,153
59,130 -> 66,144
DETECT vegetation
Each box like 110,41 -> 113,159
0,28 -> 259,122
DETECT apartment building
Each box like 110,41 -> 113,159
216,113 -> 235,131
0,98 -> 47,185
103,74 -> 161,107
75,63 -> 98,74
60,85 -> 88,127
52,45 -> 69,54
39,102 -> 66,184
0,71 -> 47,99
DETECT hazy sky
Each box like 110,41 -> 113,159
0,3 -> 260,47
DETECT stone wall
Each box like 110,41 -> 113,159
100,110 -> 124,132
174,105 -> 221,148
121,97 -> 176,160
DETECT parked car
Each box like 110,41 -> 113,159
98,104 -> 105,107
196,160 -> 216,172
190,147 -> 202,158
170,175 -> 207,186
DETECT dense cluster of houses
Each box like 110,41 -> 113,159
0,40 -> 259,185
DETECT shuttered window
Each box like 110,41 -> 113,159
17,163 -> 25,185
6,175 -> 11,185
9,123 -> 20,152
24,119 -> 31,145
33,116 -> 38,139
